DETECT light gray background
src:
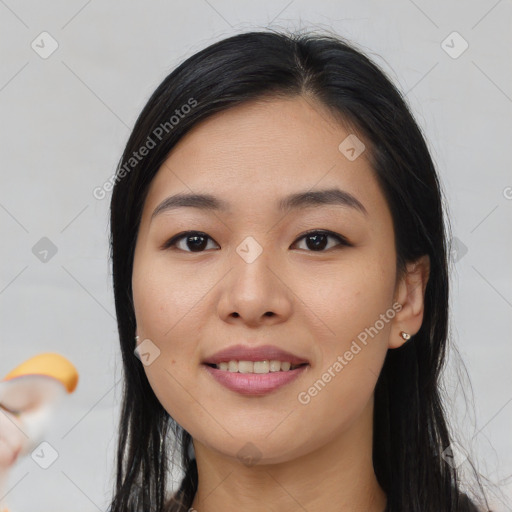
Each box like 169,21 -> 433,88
1,1 -> 511,510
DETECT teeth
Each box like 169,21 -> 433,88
269,360 -> 281,372
253,361 -> 269,373
213,360 -> 303,373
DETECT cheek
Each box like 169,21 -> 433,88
294,253 -> 396,346
292,261 -> 394,438
132,252 -> 214,427
132,253 -> 212,338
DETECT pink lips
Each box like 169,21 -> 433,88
202,364 -> 308,396
201,344 -> 310,396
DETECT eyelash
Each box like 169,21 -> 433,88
162,230 -> 351,253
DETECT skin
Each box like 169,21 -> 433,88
132,95 -> 430,512
0,406 -> 25,512
0,407 -> 24,470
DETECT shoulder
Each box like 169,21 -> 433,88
458,492 -> 490,512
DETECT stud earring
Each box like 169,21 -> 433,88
400,331 -> 411,341
135,335 -> 140,342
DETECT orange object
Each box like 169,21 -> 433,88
2,353 -> 78,393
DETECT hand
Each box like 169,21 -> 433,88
0,405 -> 27,472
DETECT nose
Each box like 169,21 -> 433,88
217,251 -> 293,328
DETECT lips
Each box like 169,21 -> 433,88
203,363 -> 308,395
202,344 -> 309,366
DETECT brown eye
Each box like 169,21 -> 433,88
163,231 -> 219,252
292,230 -> 350,252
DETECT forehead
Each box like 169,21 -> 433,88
142,96 -> 386,221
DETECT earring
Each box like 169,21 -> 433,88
135,335 -> 140,342
400,331 -> 411,341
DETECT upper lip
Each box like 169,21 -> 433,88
202,344 -> 309,365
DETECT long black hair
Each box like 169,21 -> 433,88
108,29 -> 490,512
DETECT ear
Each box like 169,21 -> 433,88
389,254 -> 430,349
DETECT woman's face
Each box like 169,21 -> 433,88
132,95 -> 401,464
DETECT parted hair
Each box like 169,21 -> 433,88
108,29 -> 490,512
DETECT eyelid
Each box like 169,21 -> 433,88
293,229 -> 351,249
161,229 -> 351,252
160,231 -> 216,251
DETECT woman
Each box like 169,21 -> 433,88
108,29 -> 490,511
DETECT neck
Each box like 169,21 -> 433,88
190,396 -> 386,512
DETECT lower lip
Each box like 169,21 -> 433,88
202,364 -> 309,396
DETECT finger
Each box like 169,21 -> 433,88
0,437 -> 21,469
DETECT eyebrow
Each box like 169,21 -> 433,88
151,188 -> 367,221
